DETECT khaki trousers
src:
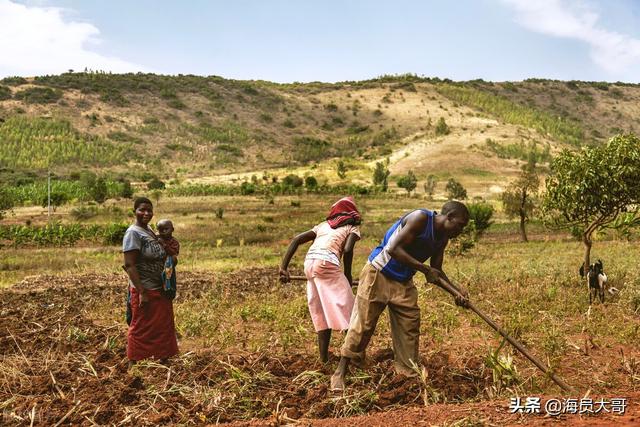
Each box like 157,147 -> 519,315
341,262 -> 420,375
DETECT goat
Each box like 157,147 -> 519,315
579,259 -> 617,304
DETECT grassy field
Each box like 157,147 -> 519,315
1,193 -> 640,424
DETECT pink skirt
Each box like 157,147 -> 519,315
304,259 -> 355,332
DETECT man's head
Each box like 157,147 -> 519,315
157,219 -> 174,239
440,201 -> 469,238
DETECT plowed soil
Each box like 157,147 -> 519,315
1,269 -> 637,425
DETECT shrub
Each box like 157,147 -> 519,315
445,178 -> 467,200
0,85 -> 11,101
14,87 -> 62,104
1,76 -> 27,86
283,119 -> 296,128
102,223 -> 129,245
215,207 -> 224,219
70,205 -> 98,221
240,182 -> 256,195
325,103 -> 339,112
282,174 -> 303,188
396,171 -> 418,195
40,191 -> 70,211
305,176 -> 318,189
292,136 -> 331,163
119,179 -> 134,199
90,177 -> 108,204
435,117 -> 450,136
259,113 -> 273,123
467,202 -> 494,237
372,161 -> 390,191
0,187 -> 13,219
147,178 -> 165,190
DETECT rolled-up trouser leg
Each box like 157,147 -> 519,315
340,263 -> 388,365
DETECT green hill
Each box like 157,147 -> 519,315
1,73 -> 638,197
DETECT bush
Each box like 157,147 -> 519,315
147,178 -> 166,190
14,87 -> 62,104
119,179 -> 134,199
305,176 -> 318,189
282,174 -> 303,188
40,191 -> 69,211
467,202 -> 494,237
215,207 -> 224,219
70,205 -> 98,221
102,223 -> 129,245
445,178 -> 467,200
90,177 -> 108,204
240,182 -> 256,195
0,187 -> 13,219
0,85 -> 11,101
1,76 -> 27,86
373,161 -> 390,191
435,117 -> 450,136
292,136 -> 331,163
396,171 -> 418,195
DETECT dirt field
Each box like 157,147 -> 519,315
2,266 -> 639,426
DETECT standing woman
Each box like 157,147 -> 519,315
123,197 -> 178,365
279,196 -> 362,363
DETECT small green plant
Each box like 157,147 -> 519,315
396,170 -> 418,196
336,160 -> 347,179
372,160 -> 390,191
445,178 -> 467,200
435,117 -> 450,136
216,207 -> 224,219
147,178 -> 165,190
484,341 -> 520,397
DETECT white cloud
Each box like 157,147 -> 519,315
0,0 -> 146,77
501,0 -> 640,75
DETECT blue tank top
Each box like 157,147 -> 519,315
368,209 -> 447,282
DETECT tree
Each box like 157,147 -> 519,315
147,178 -> 166,190
396,170 -> 418,196
0,187 -> 13,219
119,179 -> 134,199
150,189 -> 162,207
305,175 -> 318,189
445,178 -> 467,200
373,161 -> 390,191
542,134 -> 640,276
467,202 -> 495,237
91,177 -> 108,204
501,158 -> 540,242
424,174 -> 438,199
283,174 -> 303,188
336,160 -> 347,179
41,191 -> 69,212
435,117 -> 450,136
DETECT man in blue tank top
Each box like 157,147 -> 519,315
330,200 -> 470,391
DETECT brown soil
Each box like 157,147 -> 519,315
1,269 -> 638,426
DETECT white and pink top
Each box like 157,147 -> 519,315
305,221 -> 361,266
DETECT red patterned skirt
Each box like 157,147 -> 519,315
127,288 -> 179,361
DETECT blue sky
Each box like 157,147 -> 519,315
1,0 -> 639,82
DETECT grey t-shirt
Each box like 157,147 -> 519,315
122,225 -> 166,290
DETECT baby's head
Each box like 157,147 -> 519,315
157,219 -> 174,239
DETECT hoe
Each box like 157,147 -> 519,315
289,274 -> 573,392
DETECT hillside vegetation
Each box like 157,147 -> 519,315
1,73 -> 639,198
